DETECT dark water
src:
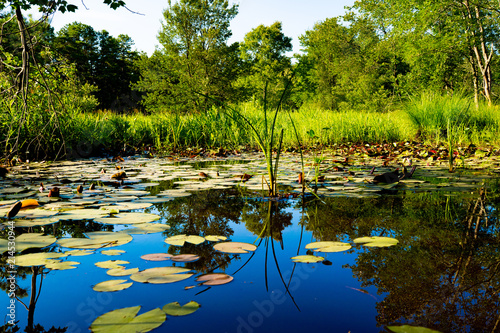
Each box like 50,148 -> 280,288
2,178 -> 500,333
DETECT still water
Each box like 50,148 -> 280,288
1,155 -> 499,333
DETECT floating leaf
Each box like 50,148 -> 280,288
387,325 -> 443,333
0,233 -> 56,253
21,199 -> 39,208
15,252 -> 67,266
353,236 -> 399,247
124,223 -> 170,234
196,273 -> 233,286
95,260 -> 130,269
213,241 -> 257,254
66,249 -> 94,256
305,241 -> 352,253
101,249 -> 126,256
171,254 -> 199,263
46,260 -> 80,270
90,306 -> 165,333
7,201 -> 22,219
8,218 -> 59,227
291,255 -> 324,263
165,234 -> 205,246
205,235 -> 227,242
130,267 -> 193,284
140,253 -> 172,261
58,231 -> 133,249
162,301 -> 200,316
58,209 -> 110,221
94,212 -> 160,225
107,267 -> 139,277
93,279 -> 133,292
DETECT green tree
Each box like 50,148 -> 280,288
134,0 -> 241,113
297,16 -> 398,111
352,0 -> 500,106
238,21 -> 292,107
53,22 -> 140,111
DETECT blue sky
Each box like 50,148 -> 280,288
29,0 -> 355,55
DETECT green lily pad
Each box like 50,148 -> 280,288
90,306 -> 165,333
15,252 -> 68,266
171,254 -> 200,263
58,209 -> 110,221
353,236 -> 399,247
95,260 -> 130,269
46,260 -> 80,270
66,249 -> 94,256
205,235 -> 227,242
0,233 -> 57,253
58,231 -> 133,249
291,255 -> 324,263
93,279 -> 133,292
124,223 -> 170,234
165,234 -> 205,246
94,212 -> 160,225
8,218 -> 60,227
101,249 -> 126,256
130,267 -> 193,284
162,301 -> 200,316
213,241 -> 257,254
305,241 -> 352,253
107,267 -> 139,277
387,325 -> 443,333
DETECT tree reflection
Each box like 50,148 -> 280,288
302,189 -> 500,332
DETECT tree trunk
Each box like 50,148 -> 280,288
15,5 -> 29,97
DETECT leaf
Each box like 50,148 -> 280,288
353,236 -> 399,247
101,249 -> 126,256
165,234 -> 205,246
90,306 -> 165,333
58,231 -> 132,249
46,260 -> 80,270
107,267 -> 139,277
7,201 -> 22,218
130,267 -> 193,284
93,279 -> 133,292
162,301 -> 200,316
15,252 -> 68,267
213,241 -> 257,254
0,233 -> 57,253
58,208 -> 110,221
140,253 -> 172,261
124,223 -> 170,234
387,325 -> 443,333
205,235 -> 227,242
305,241 -> 352,253
66,249 -> 94,256
94,212 -> 160,225
291,255 -> 324,263
171,254 -> 200,263
196,273 -> 233,286
95,260 -> 129,269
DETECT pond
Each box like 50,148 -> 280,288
1,151 -> 500,333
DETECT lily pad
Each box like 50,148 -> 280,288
353,236 -> 399,247
66,249 -> 94,256
107,267 -> 139,277
94,212 -> 160,225
124,223 -> 170,234
95,260 -> 130,269
162,301 -> 200,316
58,209 -> 110,221
171,254 -> 200,263
140,253 -> 172,261
165,234 -> 205,246
205,235 -> 227,242
8,218 -> 60,227
291,255 -> 324,263
387,325 -> 443,333
15,252 -> 67,266
196,273 -> 233,286
93,279 -> 133,292
101,249 -> 126,256
305,241 -> 352,253
213,241 -> 257,254
46,260 -> 80,270
0,233 -> 57,253
130,267 -> 193,284
90,306 -> 165,333
58,231 -> 133,249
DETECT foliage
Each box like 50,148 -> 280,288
133,0 -> 241,113
238,22 -> 293,107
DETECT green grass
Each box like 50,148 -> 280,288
3,93 -> 500,160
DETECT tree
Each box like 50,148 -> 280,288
238,22 -> 292,107
352,0 -> 500,106
53,22 -> 140,111
297,16 -> 399,111
0,0 -> 127,160
134,0 -> 241,113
